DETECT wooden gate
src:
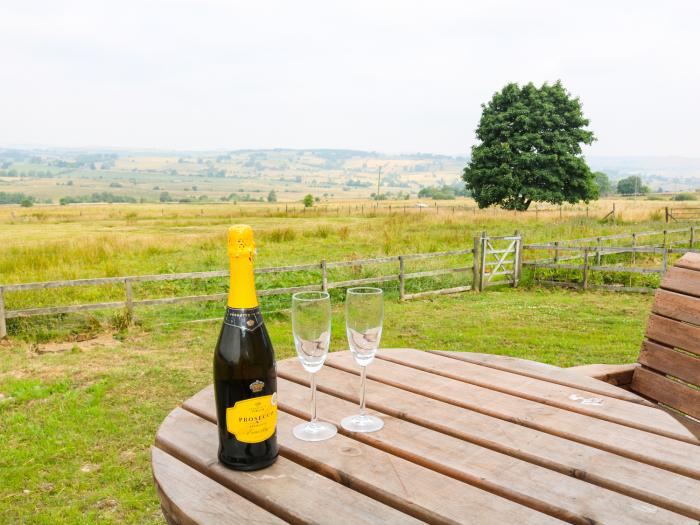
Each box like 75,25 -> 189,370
666,207 -> 700,223
477,232 -> 522,291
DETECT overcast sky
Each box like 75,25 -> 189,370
1,1 -> 698,156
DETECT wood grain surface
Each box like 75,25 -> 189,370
153,350 -> 700,524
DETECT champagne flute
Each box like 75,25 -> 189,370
291,291 -> 337,442
341,287 -> 384,433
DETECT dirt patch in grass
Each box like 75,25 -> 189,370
29,333 -> 122,356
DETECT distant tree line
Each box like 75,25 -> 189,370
0,169 -> 56,178
59,192 -> 137,205
0,191 -> 36,205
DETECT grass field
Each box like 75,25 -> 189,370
0,287 -> 651,524
0,200 -> 683,524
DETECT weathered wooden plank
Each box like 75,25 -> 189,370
326,274 -> 398,289
566,363 -> 638,387
151,447 -> 286,525
322,353 -> 700,478
2,275 -> 142,291
258,284 -> 321,296
274,370 -> 700,522
5,300 -> 126,318
156,407 -> 423,525
401,248 -> 473,260
325,256 -> 399,268
134,294 -> 227,307
661,266 -> 700,297
639,340 -> 700,386
375,348 -> 697,444
675,252 -> 700,271
402,285 -> 472,300
402,267 -> 470,279
179,396 -> 558,525
652,289 -> 700,326
646,313 -> 700,356
589,265 -> 663,274
632,367 -> 700,420
432,350 -> 646,402
278,379 -> 700,525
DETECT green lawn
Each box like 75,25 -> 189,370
0,286 -> 651,524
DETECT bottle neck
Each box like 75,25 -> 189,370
227,255 -> 259,309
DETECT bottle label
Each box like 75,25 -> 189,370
226,394 -> 277,443
223,307 -> 263,332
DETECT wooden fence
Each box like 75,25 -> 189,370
0,247 -> 483,338
3,225 -> 698,337
523,226 -> 699,292
666,207 -> 700,223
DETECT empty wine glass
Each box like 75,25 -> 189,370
291,291 -> 337,441
341,287 -> 384,433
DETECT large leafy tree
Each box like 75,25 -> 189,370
463,81 -> 597,210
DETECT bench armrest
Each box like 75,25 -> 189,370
567,363 -> 639,387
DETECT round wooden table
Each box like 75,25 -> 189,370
152,349 -> 700,524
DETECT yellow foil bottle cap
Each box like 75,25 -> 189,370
228,224 -> 256,261
227,224 -> 259,309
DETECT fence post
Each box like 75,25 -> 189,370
479,232 -> 488,292
554,241 -> 560,263
662,247 -> 668,273
665,207 -> 669,223
321,260 -> 328,292
691,226 -> 695,248
582,249 -> 590,290
472,237 -> 480,292
125,280 -> 134,324
663,229 -> 668,248
513,230 -> 521,287
0,287 -> 7,339
399,256 -> 405,300
631,233 -> 637,265
596,237 -> 602,266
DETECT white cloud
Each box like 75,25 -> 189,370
0,0 -> 698,155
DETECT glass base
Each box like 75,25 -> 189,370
293,420 -> 337,442
340,413 -> 384,433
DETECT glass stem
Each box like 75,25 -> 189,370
359,365 -> 367,416
310,372 -> 318,424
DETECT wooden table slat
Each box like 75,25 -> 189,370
323,353 -> 700,479
276,361 -> 700,521
154,350 -> 700,525
151,447 -> 287,525
281,376 -> 696,524
181,391 -> 563,525
156,407 -> 424,525
375,348 -> 698,444
428,349 -> 651,404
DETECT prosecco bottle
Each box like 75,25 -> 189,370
214,224 -> 278,470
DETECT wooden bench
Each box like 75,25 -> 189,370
570,252 -> 700,430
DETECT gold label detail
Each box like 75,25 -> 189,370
226,395 -> 277,443
249,380 -> 264,393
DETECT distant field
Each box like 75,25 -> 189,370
0,149 -> 467,202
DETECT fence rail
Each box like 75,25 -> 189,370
666,207 -> 700,223
524,226 -> 700,291
0,248 -> 479,338
3,225 -> 699,338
